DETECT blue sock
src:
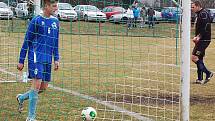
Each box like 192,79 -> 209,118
197,60 -> 210,76
19,90 -> 30,103
28,89 -> 38,119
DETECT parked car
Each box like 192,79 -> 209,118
208,8 -> 215,23
102,6 -> 126,19
151,9 -> 162,21
0,2 -> 13,19
57,3 -> 77,21
74,5 -> 106,22
109,7 -> 161,24
15,3 -> 28,18
161,7 -> 182,22
109,11 -> 134,24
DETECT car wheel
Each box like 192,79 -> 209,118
84,15 -> 88,22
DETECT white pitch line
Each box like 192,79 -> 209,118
0,67 -> 153,121
49,85 -> 153,121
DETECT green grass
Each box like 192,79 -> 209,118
0,19 -> 215,121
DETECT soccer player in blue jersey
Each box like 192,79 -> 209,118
16,0 -> 59,120
191,1 -> 213,85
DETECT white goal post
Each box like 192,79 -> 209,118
181,0 -> 191,121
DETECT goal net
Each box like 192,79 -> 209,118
0,0 -> 190,121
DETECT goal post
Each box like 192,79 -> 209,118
181,0 -> 191,120
0,0 -> 192,120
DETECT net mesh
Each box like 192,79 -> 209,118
1,0 -> 184,121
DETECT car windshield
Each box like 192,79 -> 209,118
85,6 -> 99,12
58,3 -> 73,10
0,2 -> 8,8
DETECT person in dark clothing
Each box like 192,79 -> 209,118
191,1 -> 213,84
147,7 -> 155,28
27,0 -> 34,19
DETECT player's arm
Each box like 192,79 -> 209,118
18,18 -> 37,71
53,21 -> 60,71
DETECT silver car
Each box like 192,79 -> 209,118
0,2 -> 13,19
74,5 -> 106,22
15,3 -> 28,18
57,3 -> 77,21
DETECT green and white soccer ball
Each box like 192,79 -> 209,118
81,107 -> 97,121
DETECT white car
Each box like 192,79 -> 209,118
74,5 -> 106,22
57,3 -> 77,21
154,10 -> 162,21
109,12 -> 134,23
15,3 -> 28,18
109,8 -> 162,24
0,2 -> 13,19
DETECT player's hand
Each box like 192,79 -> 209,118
17,63 -> 24,71
192,36 -> 200,44
54,61 -> 59,71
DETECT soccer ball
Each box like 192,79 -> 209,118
81,107 -> 97,121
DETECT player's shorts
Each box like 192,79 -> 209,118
28,62 -> 52,82
192,41 -> 210,59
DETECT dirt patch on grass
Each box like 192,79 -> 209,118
99,93 -> 215,106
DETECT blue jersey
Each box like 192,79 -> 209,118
19,15 -> 60,64
133,8 -> 140,18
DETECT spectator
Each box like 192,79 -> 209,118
27,0 -> 34,20
147,7 -> 155,28
140,7 -> 146,28
126,6 -> 134,29
133,6 -> 140,28
132,0 -> 138,8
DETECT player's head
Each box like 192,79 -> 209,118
191,1 -> 202,13
42,0 -> 58,16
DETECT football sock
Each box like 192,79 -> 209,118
28,89 -> 38,119
197,67 -> 203,80
197,59 -> 210,76
19,89 -> 45,103
19,90 -> 30,103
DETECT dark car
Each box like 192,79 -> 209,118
102,6 -> 126,19
161,7 -> 181,22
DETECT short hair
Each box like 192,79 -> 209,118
192,1 -> 202,7
42,0 -> 58,7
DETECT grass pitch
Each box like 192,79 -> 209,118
0,19 -> 215,121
